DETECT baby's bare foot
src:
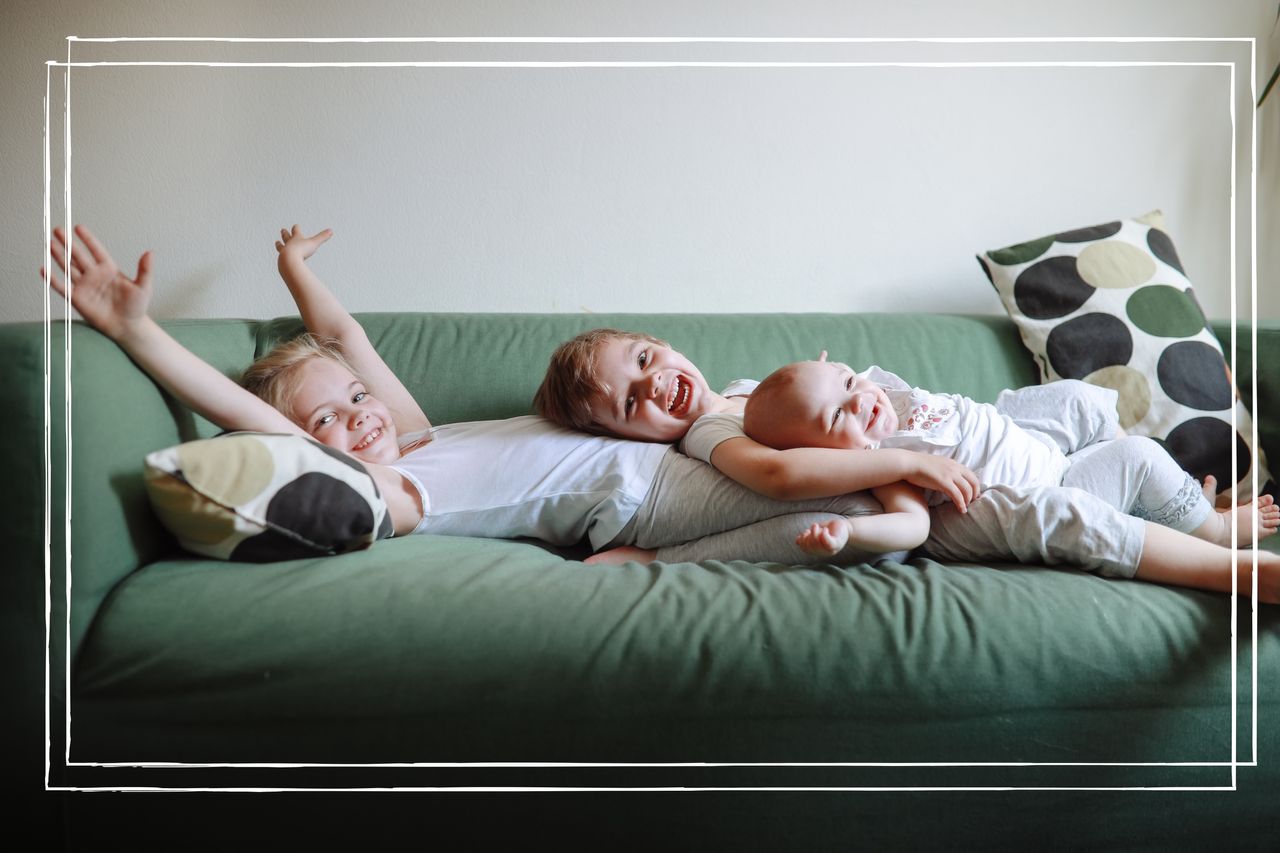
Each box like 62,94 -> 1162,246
1201,475 -> 1217,503
1257,494 -> 1280,539
1206,494 -> 1279,547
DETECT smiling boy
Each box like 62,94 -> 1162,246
535,328 -> 981,510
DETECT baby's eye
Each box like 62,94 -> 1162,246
624,395 -> 636,417
315,413 -> 336,429
845,376 -> 854,391
637,350 -> 649,368
831,408 -> 843,427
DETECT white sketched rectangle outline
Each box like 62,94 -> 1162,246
42,35 -> 1261,791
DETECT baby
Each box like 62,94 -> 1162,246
742,356 -> 1279,599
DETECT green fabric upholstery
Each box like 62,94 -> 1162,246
4,312 -> 1276,835
73,534 -> 1274,766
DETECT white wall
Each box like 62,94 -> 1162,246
4,1 -> 1276,325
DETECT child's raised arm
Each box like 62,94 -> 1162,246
710,437 -> 980,513
274,225 -> 430,437
45,225 -> 303,438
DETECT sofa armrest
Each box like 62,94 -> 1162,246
0,319 -> 264,666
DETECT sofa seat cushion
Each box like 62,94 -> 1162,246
71,535 -> 1274,764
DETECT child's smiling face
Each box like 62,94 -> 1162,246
288,357 -> 400,464
587,337 -> 715,442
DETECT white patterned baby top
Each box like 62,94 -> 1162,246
881,386 -> 963,447
862,366 -> 1069,506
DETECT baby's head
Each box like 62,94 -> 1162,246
744,359 -> 898,451
535,327 -> 714,442
242,334 -> 400,463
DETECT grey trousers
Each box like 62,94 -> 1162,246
925,436 -> 1214,578
612,448 -> 898,566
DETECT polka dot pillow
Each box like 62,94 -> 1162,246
978,210 -> 1272,501
144,432 -> 394,561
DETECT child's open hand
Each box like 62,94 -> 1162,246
43,225 -> 152,341
905,454 -> 982,513
275,224 -> 333,262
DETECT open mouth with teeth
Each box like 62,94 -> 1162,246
666,375 -> 692,417
353,427 -> 383,452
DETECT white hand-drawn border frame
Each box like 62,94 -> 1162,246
42,35 -> 1262,792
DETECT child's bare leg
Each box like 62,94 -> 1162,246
1135,521 -> 1280,603
795,518 -> 852,557
1188,493 -> 1279,548
585,546 -> 656,566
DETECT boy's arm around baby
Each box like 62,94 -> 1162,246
710,436 -> 979,512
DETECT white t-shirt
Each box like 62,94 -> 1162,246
679,379 -> 759,464
390,415 -> 669,549
864,367 -> 1069,505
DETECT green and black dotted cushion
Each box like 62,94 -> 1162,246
144,432 -> 394,561
979,210 -> 1272,500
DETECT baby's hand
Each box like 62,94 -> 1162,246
796,519 -> 851,557
905,454 -> 981,513
275,224 -> 333,262
43,225 -> 152,342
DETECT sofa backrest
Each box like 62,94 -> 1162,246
258,312 -> 1042,426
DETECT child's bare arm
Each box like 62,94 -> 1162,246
274,225 -> 430,435
710,436 -> 979,512
46,226 -> 304,437
849,483 -> 930,551
795,482 -> 930,556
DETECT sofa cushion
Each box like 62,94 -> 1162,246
978,211 -> 1272,499
143,431 -> 393,561
70,532 -> 1273,764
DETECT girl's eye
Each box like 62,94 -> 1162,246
624,395 -> 635,416
637,350 -> 648,368
845,376 -> 854,391
316,413 -> 335,428
832,408 -> 843,427
352,391 -> 368,403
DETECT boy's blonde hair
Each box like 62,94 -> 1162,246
534,328 -> 668,433
241,333 -> 361,419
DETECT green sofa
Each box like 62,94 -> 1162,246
10,312 -> 1278,843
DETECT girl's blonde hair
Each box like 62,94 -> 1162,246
241,333 -> 362,420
